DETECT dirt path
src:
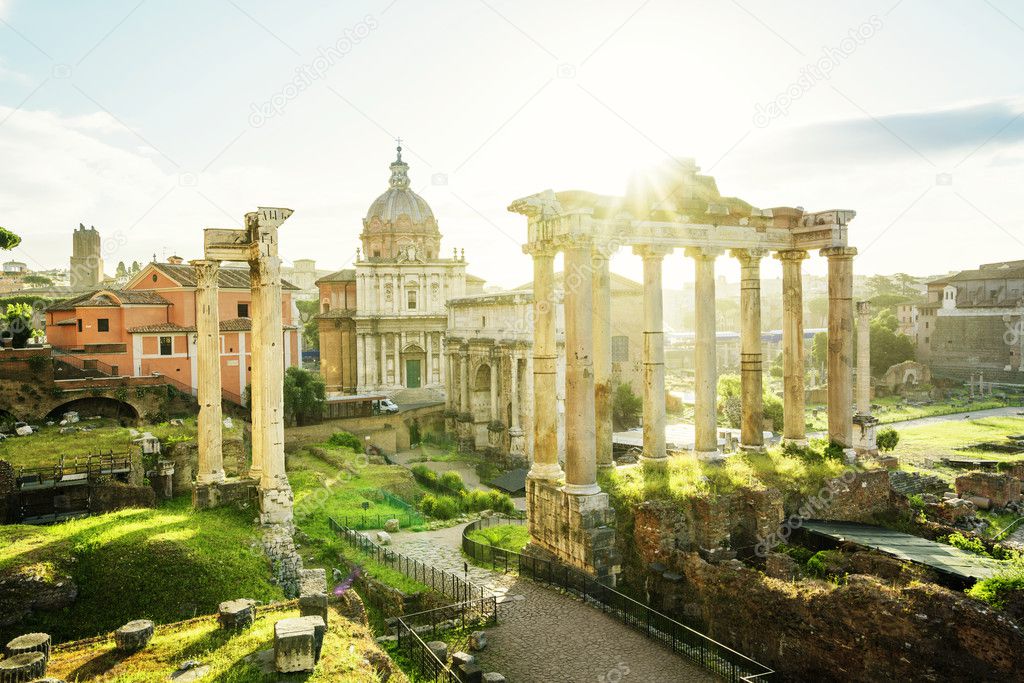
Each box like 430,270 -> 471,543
388,524 -> 717,683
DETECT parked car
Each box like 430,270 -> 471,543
374,398 -> 399,414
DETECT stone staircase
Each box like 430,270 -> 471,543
889,470 -> 951,496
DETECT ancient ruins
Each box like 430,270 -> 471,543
192,207 -> 294,525
508,159 -> 862,579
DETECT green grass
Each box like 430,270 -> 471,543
804,396 -> 1009,432
600,445 -> 849,505
0,498 -> 282,644
0,416 -> 241,470
465,524 -> 530,553
46,603 -> 399,682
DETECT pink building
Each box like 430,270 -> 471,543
45,258 -> 300,402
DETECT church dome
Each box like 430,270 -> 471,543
364,146 -> 437,227
360,145 -> 441,261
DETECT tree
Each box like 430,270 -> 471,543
116,261 -> 128,279
869,318 -> 915,377
22,274 -> 53,287
611,382 -> 642,429
130,261 -> 142,275
877,428 -> 900,452
811,331 -> 828,379
716,373 -> 784,431
1,303 -> 40,348
0,227 -> 20,251
294,299 -> 320,349
282,366 -> 326,426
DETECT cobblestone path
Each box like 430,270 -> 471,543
389,524 -> 718,683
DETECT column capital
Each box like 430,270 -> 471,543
774,249 -> 809,262
820,246 -> 858,259
684,246 -> 724,260
632,244 -> 674,260
522,242 -> 558,258
190,259 -> 221,288
856,300 -> 871,315
730,248 -> 767,263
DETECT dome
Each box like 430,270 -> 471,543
363,146 -> 437,227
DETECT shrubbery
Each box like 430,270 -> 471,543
419,494 -> 462,520
327,431 -> 364,453
968,561 -> 1024,609
413,467 -> 516,518
440,470 -> 467,494
877,427 -> 900,452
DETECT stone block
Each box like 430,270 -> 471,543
218,599 -> 256,630
426,640 -> 448,663
0,652 -> 46,681
114,620 -> 154,653
5,632 -> 50,663
469,630 -> 487,651
299,568 -> 327,596
384,518 -> 400,532
452,651 -> 475,667
299,592 -> 329,625
457,663 -> 483,683
482,674 -> 507,683
376,530 -> 392,545
274,617 -> 317,673
956,472 -> 1022,509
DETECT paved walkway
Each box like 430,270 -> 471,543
389,524 -> 717,683
807,406 -> 1024,439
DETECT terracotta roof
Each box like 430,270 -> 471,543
315,269 -> 356,284
150,262 -> 300,290
46,289 -> 170,312
128,318 -> 298,334
52,318 -> 78,326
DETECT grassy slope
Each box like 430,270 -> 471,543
465,524 -> 530,553
804,396 -> 1008,432
0,498 -> 282,644
0,417 -> 241,470
46,603 -> 402,683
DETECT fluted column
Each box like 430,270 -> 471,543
192,259 -> 225,484
857,301 -> 871,416
776,250 -> 808,445
426,332 -> 434,385
733,249 -> 765,450
687,247 -> 722,458
247,209 -> 291,524
823,246 -> 857,449
356,333 -> 365,391
489,349 -> 499,421
459,347 -> 469,412
563,239 -> 599,494
510,352 -> 521,430
393,333 -> 401,387
634,245 -> 671,466
592,247 -> 614,468
526,245 -> 562,480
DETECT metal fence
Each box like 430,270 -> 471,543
393,598 -> 499,683
326,510 -> 424,531
329,517 -> 488,604
462,516 -> 775,683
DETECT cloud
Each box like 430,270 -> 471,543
770,98 -> 1024,165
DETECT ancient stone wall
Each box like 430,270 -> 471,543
956,472 -> 1023,509
90,483 -> 157,512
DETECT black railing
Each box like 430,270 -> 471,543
462,516 -> 775,683
323,510 -> 424,531
15,452 -> 132,486
51,347 -> 119,376
329,517 -> 488,604
393,599 -> 498,683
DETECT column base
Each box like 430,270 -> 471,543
259,484 -> 294,526
563,482 -> 602,496
694,449 -> 726,462
782,437 -> 808,448
640,456 -> 668,470
853,414 -> 879,457
526,477 -> 619,585
739,444 -> 766,454
196,470 -> 226,486
193,476 -> 257,510
528,462 -> 564,481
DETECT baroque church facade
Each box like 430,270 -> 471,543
317,146 -> 483,396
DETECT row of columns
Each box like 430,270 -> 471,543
446,344 -> 526,427
526,240 -> 858,491
357,330 -> 445,389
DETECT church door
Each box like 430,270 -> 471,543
406,359 -> 421,388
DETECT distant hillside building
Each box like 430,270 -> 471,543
70,224 -> 104,291
316,146 -> 483,395
904,259 -> 1024,384
3,261 -> 27,274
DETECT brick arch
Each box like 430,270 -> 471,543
42,396 -> 140,422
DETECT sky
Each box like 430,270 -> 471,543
1,0 -> 1024,289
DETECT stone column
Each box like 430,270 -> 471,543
776,250 -> 808,445
634,245 -> 671,467
563,239 -> 599,495
247,209 -> 292,525
459,348 -> 469,413
356,333 -> 365,391
687,247 -> 722,458
426,332 -> 433,385
526,245 -> 562,480
733,249 -> 765,450
489,349 -> 499,421
393,333 -> 401,387
592,247 -> 614,468
822,246 -> 857,451
509,350 -> 526,458
856,301 -> 871,416
192,259 -> 225,485
853,300 -> 879,455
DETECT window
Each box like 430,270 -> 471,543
407,289 -> 417,310
237,302 -> 249,318
159,336 -> 173,356
97,318 -> 109,332
373,249 -> 381,258
612,335 -> 629,362
77,319 -> 83,332
152,273 -> 158,282
924,336 -> 929,345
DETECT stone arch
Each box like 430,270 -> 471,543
0,408 -> 17,429
44,397 -> 139,423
